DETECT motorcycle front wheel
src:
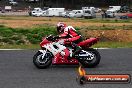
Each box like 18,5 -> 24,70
79,48 -> 101,68
33,51 -> 52,69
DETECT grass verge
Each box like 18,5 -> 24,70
0,44 -> 40,49
93,42 -> 132,48
0,42 -> 132,49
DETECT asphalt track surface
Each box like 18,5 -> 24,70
0,48 -> 132,88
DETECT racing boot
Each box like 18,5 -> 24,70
72,43 -> 82,57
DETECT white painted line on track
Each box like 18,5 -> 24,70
94,48 -> 110,49
0,49 -> 24,50
0,48 -> 110,50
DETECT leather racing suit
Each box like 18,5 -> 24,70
58,26 -> 82,59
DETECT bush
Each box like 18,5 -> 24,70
26,27 -> 57,44
1,38 -> 13,44
10,35 -> 22,41
13,28 -> 30,35
0,26 -> 58,44
0,25 -> 5,28
75,27 -> 81,30
16,40 -> 25,45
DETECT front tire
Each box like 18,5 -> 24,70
33,51 -> 52,69
79,48 -> 101,68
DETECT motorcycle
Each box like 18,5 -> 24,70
33,35 -> 101,69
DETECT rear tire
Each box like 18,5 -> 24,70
79,48 -> 101,68
33,51 -> 52,69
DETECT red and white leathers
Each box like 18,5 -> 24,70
58,26 -> 81,59
59,26 -> 81,43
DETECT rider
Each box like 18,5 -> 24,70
55,22 -> 82,58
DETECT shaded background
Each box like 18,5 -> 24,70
0,0 -> 132,9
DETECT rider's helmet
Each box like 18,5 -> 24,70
57,22 -> 66,34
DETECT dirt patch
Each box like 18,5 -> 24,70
0,17 -> 132,28
80,30 -> 132,42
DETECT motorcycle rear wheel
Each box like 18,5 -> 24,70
79,48 -> 101,68
33,51 -> 52,69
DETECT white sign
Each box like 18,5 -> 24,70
5,6 -> 12,10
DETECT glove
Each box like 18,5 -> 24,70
53,35 -> 60,40
64,39 -> 71,45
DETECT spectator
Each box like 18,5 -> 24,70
101,10 -> 106,19
0,7 -> 2,11
104,11 -> 107,18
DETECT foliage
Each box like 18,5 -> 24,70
0,25 -> 57,44
0,24 -> 132,46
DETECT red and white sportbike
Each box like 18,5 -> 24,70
33,35 -> 101,69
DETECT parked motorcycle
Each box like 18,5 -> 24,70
33,35 -> 101,69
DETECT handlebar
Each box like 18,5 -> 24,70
46,35 -> 58,42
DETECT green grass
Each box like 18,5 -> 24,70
0,42 -> 132,49
0,25 -> 57,44
76,18 -> 132,23
0,44 -> 40,49
76,25 -> 132,30
93,42 -> 132,48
